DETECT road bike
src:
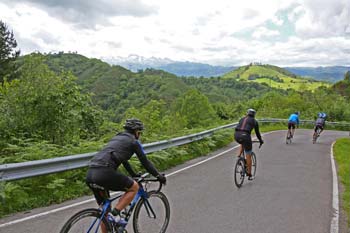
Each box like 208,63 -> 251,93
59,173 -> 170,233
286,130 -> 295,144
234,141 -> 262,188
312,126 -> 322,144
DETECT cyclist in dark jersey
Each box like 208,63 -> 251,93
86,118 -> 166,219
234,109 -> 264,180
314,112 -> 327,137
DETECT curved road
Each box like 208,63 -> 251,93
0,129 -> 348,233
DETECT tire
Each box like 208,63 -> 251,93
251,152 -> 257,177
234,158 -> 245,188
133,191 -> 170,233
59,208 -> 113,233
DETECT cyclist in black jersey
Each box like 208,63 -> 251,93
234,109 -> 264,180
86,118 -> 166,219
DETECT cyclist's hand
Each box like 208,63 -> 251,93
259,140 -> 264,147
157,174 -> 167,185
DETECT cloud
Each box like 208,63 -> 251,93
295,0 -> 350,38
252,27 -> 280,39
1,0 -> 158,29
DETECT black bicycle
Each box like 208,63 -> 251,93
59,173 -> 170,233
234,141 -> 262,188
286,130 -> 293,144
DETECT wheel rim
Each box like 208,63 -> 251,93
251,153 -> 257,176
234,159 -> 245,187
133,193 -> 170,233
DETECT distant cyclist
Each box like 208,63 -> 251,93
287,111 -> 300,139
314,112 -> 327,137
234,109 -> 264,180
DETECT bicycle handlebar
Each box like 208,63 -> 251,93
252,140 -> 263,148
133,173 -> 164,192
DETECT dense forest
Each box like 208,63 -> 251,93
0,21 -> 350,216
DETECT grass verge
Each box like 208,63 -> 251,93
333,138 -> 350,228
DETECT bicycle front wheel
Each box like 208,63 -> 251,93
234,157 -> 245,188
59,208 -> 113,233
133,190 -> 170,233
251,152 -> 257,177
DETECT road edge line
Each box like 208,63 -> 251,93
330,141 -> 339,233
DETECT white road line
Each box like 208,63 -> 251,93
0,131 -> 271,228
330,142 -> 339,233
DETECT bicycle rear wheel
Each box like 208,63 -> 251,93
251,152 -> 257,177
59,208 -> 113,233
234,157 -> 245,188
133,191 -> 170,233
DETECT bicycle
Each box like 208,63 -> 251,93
59,173 -> 170,233
313,127 -> 322,144
286,130 -> 293,144
234,141 -> 262,188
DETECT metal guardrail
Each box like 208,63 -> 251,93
1,119 -> 349,182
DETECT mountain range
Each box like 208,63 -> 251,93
101,55 -> 350,82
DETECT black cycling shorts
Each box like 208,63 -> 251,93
86,167 -> 134,205
315,124 -> 324,132
288,122 -> 296,129
234,131 -> 252,153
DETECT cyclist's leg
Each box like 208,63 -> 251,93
287,123 -> 293,138
291,123 -> 296,137
86,169 -> 111,233
115,181 -> 138,212
234,131 -> 244,157
242,138 -> 253,177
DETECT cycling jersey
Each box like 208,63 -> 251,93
315,117 -> 325,127
235,116 -> 262,141
288,114 -> 299,125
89,131 -> 159,177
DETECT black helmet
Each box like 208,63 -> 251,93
123,118 -> 144,131
295,111 -> 300,115
247,108 -> 256,117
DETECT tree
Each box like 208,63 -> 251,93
176,89 -> 218,128
0,54 -> 102,145
345,71 -> 350,82
0,21 -> 20,83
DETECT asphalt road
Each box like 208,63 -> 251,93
0,129 -> 348,233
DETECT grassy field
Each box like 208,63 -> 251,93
223,64 -> 330,90
334,138 -> 350,227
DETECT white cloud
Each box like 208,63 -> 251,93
252,27 -> 280,39
294,0 -> 350,38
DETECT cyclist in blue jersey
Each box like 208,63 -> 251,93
86,118 -> 166,231
313,112 -> 327,137
287,112 -> 300,139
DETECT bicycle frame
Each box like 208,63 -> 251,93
88,177 -> 157,233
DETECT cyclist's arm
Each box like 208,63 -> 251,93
254,121 -> 263,142
122,161 -> 137,177
134,141 -> 159,177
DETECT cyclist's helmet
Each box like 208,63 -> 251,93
247,108 -> 256,117
123,118 -> 144,131
318,112 -> 323,118
295,111 -> 300,115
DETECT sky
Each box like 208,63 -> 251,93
0,0 -> 349,67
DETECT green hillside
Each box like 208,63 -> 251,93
223,64 -> 330,90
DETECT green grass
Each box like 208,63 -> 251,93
223,65 -> 329,91
334,138 -> 350,227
